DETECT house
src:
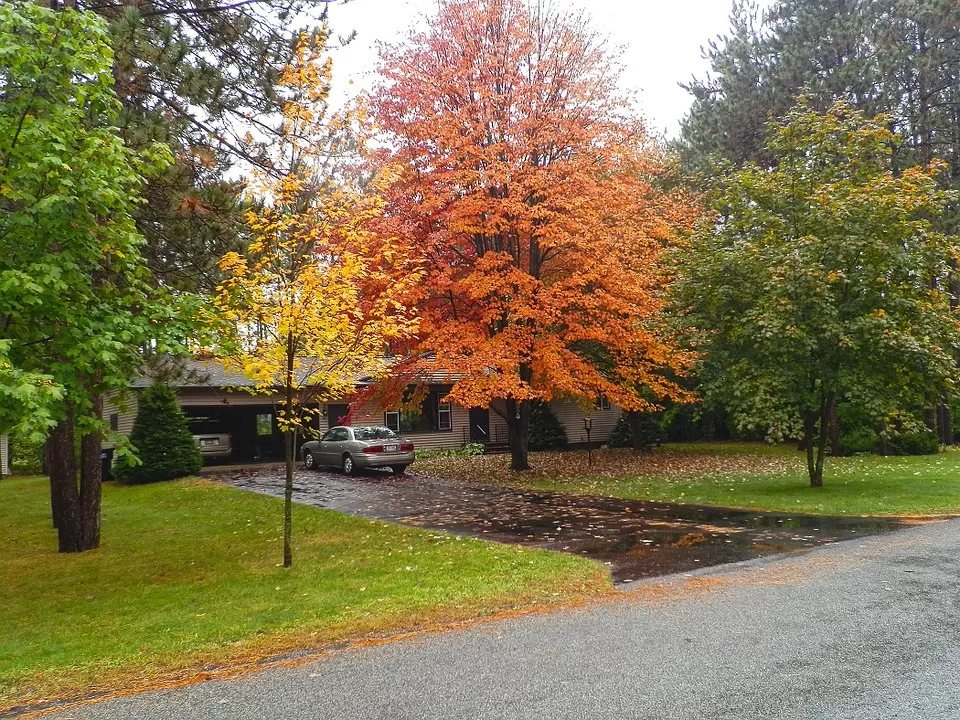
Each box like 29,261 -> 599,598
105,358 -> 622,462
0,434 -> 9,476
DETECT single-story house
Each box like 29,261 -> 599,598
103,359 -> 622,463
0,434 -> 9,476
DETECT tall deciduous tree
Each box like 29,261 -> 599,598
215,32 -> 418,568
674,101 -> 959,487
0,4 -> 178,551
371,0 -> 698,471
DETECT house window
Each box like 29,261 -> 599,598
595,395 -> 611,410
385,411 -> 400,432
109,413 -> 119,432
384,392 -> 453,433
438,401 -> 452,430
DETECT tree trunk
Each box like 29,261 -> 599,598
812,394 -> 833,489
282,331 -> 294,568
802,410 -> 818,487
504,398 -> 531,471
283,426 -> 293,568
48,414 -> 82,552
78,394 -> 103,550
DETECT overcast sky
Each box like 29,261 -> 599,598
323,0 -> 771,140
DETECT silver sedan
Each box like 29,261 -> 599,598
300,426 -> 415,475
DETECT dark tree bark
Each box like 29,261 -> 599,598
79,394 -> 103,550
282,330 -> 295,568
828,401 -> 841,457
48,414 -> 82,552
504,398 -> 531,471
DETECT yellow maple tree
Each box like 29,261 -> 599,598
215,30 -> 419,567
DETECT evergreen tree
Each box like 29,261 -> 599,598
115,384 -> 203,484
528,402 -> 569,452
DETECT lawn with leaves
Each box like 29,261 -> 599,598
416,443 -> 960,516
0,477 -> 608,712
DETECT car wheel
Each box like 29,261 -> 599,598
342,453 -> 356,475
303,450 -> 316,470
391,465 -> 407,475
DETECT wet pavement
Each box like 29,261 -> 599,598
217,467 -> 911,584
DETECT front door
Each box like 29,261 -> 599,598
469,407 -> 490,444
327,404 -> 350,428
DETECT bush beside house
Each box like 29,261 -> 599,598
528,401 -> 568,451
114,384 -> 202,484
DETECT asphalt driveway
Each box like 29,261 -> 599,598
41,517 -> 960,719
219,466 -> 908,583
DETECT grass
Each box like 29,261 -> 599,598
0,476 -> 609,711
416,442 -> 960,516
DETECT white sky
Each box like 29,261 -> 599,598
324,0 -> 771,140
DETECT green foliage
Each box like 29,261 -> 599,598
528,401 -> 568,452
889,430 -> 940,457
10,432 -> 44,476
678,0 -> 960,194
674,100 -> 960,485
0,4 -> 187,439
114,385 -> 202,484
611,411 -> 664,450
837,427 -> 879,457
414,443 -> 485,460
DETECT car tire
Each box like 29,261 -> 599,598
391,465 -> 407,475
303,450 -> 316,470
342,453 -> 356,476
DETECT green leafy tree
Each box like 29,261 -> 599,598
115,384 -> 202,484
674,100 -> 959,487
0,4 -> 180,551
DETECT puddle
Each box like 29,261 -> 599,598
218,467 -> 911,584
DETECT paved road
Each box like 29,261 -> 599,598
44,518 -> 960,720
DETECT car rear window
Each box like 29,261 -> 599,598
353,427 -> 398,441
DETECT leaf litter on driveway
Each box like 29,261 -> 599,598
217,466 -> 910,584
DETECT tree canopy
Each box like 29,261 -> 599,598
674,100 -> 959,486
372,0 -> 699,470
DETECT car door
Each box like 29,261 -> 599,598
321,427 -> 349,466
316,428 -> 338,466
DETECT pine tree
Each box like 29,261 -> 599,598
528,402 -> 569,452
115,384 -> 203,484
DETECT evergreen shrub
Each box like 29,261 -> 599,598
610,411 -> 664,450
114,383 -> 203,484
528,401 -> 568,451
889,430 -> 939,456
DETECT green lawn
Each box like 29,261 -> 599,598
0,477 -> 609,711
417,443 -> 960,516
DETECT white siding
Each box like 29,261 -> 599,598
102,391 -> 139,449
353,398 -> 468,451
549,398 -> 620,445
0,435 -> 9,476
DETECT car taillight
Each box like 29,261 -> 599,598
400,443 -> 414,451
363,445 -> 384,454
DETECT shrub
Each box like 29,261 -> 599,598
836,427 -> 879,456
114,383 -> 202,484
889,429 -> 939,456
10,433 -> 44,475
415,443 -> 485,460
528,401 -> 568,451
611,411 -> 664,450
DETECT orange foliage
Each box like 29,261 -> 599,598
371,0 -> 699,416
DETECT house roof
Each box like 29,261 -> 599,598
134,356 -> 460,390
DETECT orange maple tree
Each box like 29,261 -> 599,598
371,0 -> 699,470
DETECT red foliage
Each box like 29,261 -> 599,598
370,0 -> 699,413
